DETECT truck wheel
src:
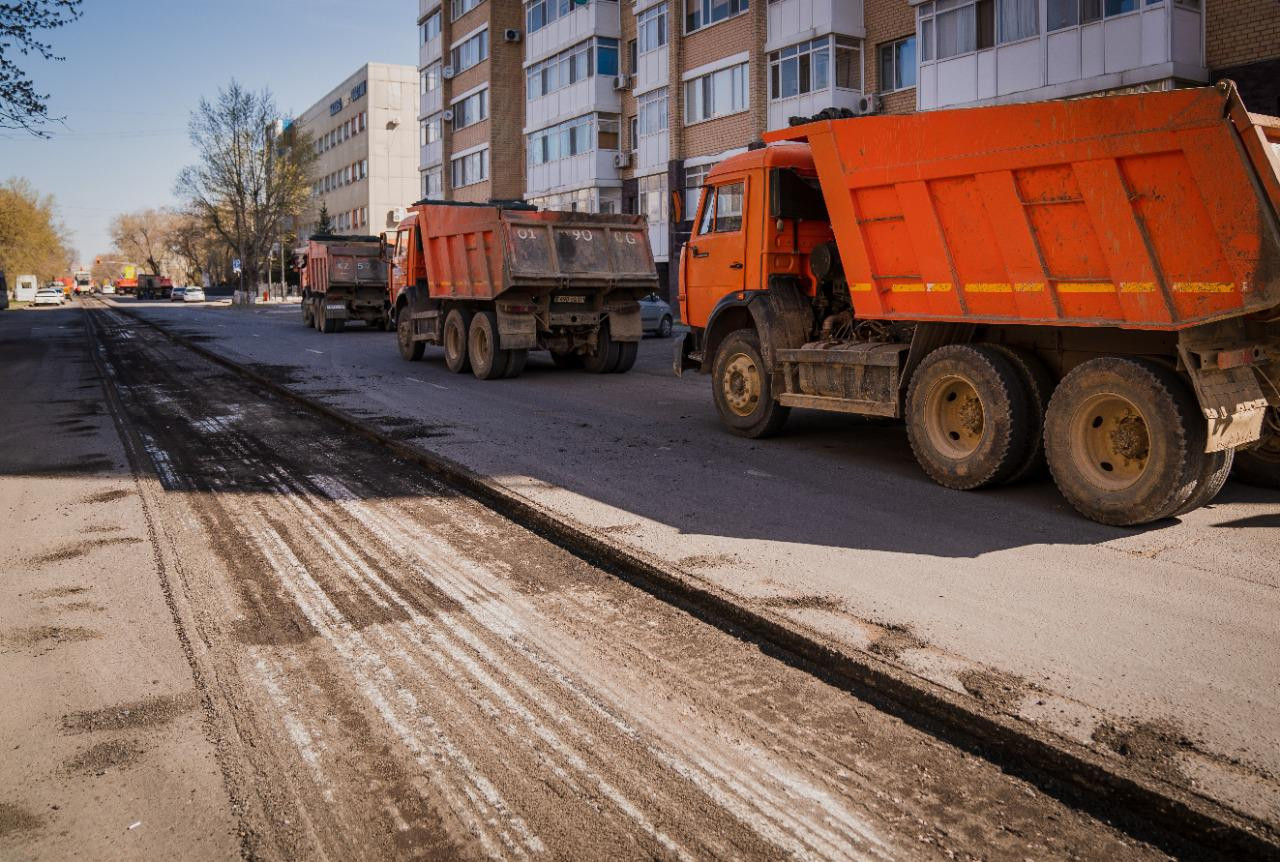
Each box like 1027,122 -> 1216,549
1232,410 -> 1280,489
331,318 -> 345,333
397,313 -> 424,361
905,344 -> 1033,491
711,329 -> 790,438
504,349 -> 528,379
313,301 -> 325,332
583,324 -> 620,374
613,340 -> 638,374
550,350 -> 582,369
468,311 -> 511,380
302,299 -> 314,328
987,344 -> 1055,484
1044,357 -> 1205,526
1172,448 -> 1235,517
443,308 -> 472,373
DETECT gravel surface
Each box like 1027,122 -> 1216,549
61,301 -> 1181,859
114,297 -> 1280,828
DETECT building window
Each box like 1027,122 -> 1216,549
451,29 -> 488,73
627,114 -> 638,150
769,37 -> 835,100
422,168 -> 443,199
637,88 -> 668,135
637,173 -> 668,226
918,0 -> 1039,59
421,9 -> 441,42
451,89 -> 488,130
526,0 -> 611,34
685,0 -> 747,34
684,62 -> 749,124
684,163 -> 711,218
528,114 -> 596,165
637,4 -> 668,54
452,149 -> 489,187
878,36 -> 917,92
452,0 -> 483,19
525,37 -> 618,100
1045,0 -> 1162,31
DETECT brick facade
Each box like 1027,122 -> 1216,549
864,0 -> 917,114
1206,0 -> 1280,114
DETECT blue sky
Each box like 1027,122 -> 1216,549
0,0 -> 416,264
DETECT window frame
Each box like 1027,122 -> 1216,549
877,35 -> 917,93
637,3 -> 669,54
683,61 -> 750,125
451,29 -> 489,74
684,0 -> 749,35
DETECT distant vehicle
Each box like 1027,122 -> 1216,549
14,275 -> 38,302
33,286 -> 65,306
638,292 -> 674,337
57,277 -> 73,296
170,286 -> 187,302
136,273 -> 173,300
299,235 -> 388,332
101,282 -> 116,295
183,285 -> 206,303
73,270 -> 92,295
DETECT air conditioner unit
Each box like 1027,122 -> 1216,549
613,151 -> 630,168
441,109 -> 455,121
504,28 -> 522,42
855,94 -> 882,115
442,65 -> 455,79
613,73 -> 630,91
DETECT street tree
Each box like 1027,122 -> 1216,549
0,0 -> 83,136
109,208 -> 173,275
0,177 -> 72,280
175,81 -> 314,296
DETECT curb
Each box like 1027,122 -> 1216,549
97,299 -> 1280,860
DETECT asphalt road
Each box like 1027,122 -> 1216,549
0,299 -> 1189,860
108,295 -> 1280,830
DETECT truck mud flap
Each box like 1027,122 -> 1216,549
496,309 -> 537,351
322,302 -> 349,320
673,330 -> 702,377
1180,325 -> 1273,452
608,309 -> 643,342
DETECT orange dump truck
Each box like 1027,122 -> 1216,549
391,200 -> 657,379
299,235 -> 389,333
675,83 -> 1280,525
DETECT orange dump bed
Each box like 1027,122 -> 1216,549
414,203 -> 656,301
305,238 -> 384,294
768,84 -> 1280,331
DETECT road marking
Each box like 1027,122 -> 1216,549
252,333 -> 261,337
406,376 -> 425,383
429,382 -> 448,390
307,348 -> 324,354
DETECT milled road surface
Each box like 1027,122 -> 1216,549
1,300 -> 1181,858
114,296 -> 1280,830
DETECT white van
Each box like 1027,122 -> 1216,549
14,275 -> 38,302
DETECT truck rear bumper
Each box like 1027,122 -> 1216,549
673,330 -> 703,377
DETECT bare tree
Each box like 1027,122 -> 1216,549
0,0 -> 83,136
109,208 -> 173,275
175,81 -> 314,298
166,207 -> 230,284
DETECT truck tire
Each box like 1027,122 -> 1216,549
468,311 -> 511,380
613,340 -> 638,374
987,344 -> 1055,484
1172,448 -> 1235,517
583,324 -> 621,374
504,349 -> 528,379
443,308 -> 472,374
711,329 -> 790,438
1232,411 -> 1280,489
397,312 -> 424,361
313,300 -> 324,331
905,344 -> 1033,491
302,298 -> 314,328
1044,357 -> 1205,526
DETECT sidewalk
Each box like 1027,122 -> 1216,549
0,306 -> 237,859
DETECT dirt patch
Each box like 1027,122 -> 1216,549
28,536 -> 143,565
369,416 -> 452,441
1,625 -> 100,651
868,623 -> 927,660
0,802 -> 43,838
676,553 -> 738,570
758,595 -> 846,613
30,586 -> 90,599
56,601 -> 105,613
82,525 -> 123,534
243,362 -> 305,385
1092,719 -> 1193,784
80,488 -> 130,504
62,738 -> 148,775
62,692 -> 198,734
957,667 -> 1029,713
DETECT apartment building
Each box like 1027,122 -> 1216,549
298,63 -> 419,238
417,0 -> 525,203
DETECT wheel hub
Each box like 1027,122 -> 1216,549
722,353 -> 761,417
1071,393 -> 1150,490
925,375 -> 984,459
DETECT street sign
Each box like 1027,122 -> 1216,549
232,258 -> 242,274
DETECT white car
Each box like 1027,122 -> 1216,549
33,287 -> 65,306
183,286 -> 206,302
170,286 -> 187,301
101,283 -> 116,295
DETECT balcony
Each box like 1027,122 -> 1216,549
917,1 -> 1206,110
634,45 -> 668,94
526,0 -> 620,64
766,0 -> 863,52
524,76 -> 619,134
526,150 -> 620,197
421,138 -> 443,170
767,86 -> 863,132
420,84 -> 443,120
